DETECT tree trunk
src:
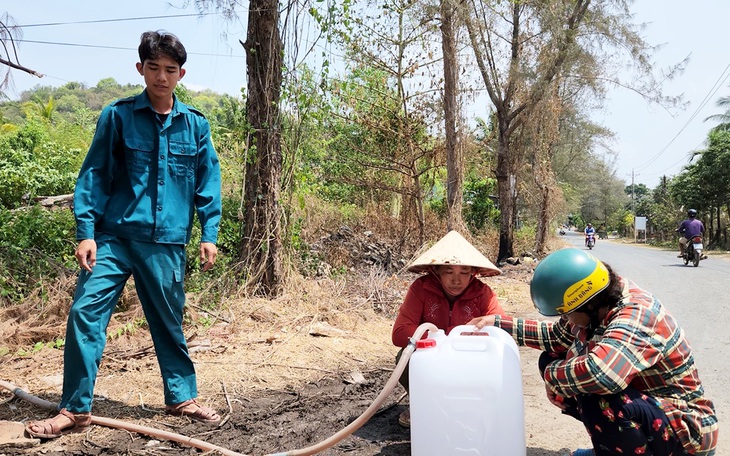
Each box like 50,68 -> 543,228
534,185 -> 550,255
441,0 -> 466,234
411,170 -> 426,245
496,125 -> 515,262
533,154 -> 554,256
240,0 -> 284,296
715,205 -> 721,245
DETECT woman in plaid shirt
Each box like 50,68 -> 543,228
475,248 -> 718,456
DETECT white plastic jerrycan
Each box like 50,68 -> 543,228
409,325 -> 525,455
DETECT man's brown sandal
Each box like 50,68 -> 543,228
25,408 -> 92,439
165,399 -> 221,424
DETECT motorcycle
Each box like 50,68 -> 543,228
559,229 -> 566,235
682,235 -> 704,267
585,233 -> 595,250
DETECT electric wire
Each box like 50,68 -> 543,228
14,39 -> 243,58
634,62 -> 730,173
16,13 -> 225,28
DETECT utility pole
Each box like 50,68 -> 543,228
628,169 -> 639,241
629,169 -> 639,215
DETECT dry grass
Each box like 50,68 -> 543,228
0,274 -> 144,350
0,257 -> 536,414
188,263 -> 535,400
0,208 -> 548,412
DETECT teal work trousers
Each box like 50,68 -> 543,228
60,234 -> 197,413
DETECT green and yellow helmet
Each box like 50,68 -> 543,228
530,248 -> 610,316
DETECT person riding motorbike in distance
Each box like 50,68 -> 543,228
584,223 -> 596,247
677,209 -> 705,259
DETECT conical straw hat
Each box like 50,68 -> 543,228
407,230 -> 502,277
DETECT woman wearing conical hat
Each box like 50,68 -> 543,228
391,230 -> 505,427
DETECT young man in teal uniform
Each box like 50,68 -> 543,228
26,30 -> 222,438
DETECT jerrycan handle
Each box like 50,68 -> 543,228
451,324 -> 521,359
414,329 -> 444,350
451,325 -> 492,337
450,326 -> 493,352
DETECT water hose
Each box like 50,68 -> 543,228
0,322 -> 438,456
265,322 -> 437,456
0,379 -> 247,456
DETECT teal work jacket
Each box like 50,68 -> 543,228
74,91 -> 221,245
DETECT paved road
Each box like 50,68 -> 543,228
561,230 -> 728,452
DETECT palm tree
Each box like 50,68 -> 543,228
22,96 -> 56,122
704,94 -> 730,132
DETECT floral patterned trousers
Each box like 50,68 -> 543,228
539,352 -> 688,456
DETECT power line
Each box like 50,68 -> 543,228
16,12 -> 226,28
634,62 -> 730,173
15,39 -> 243,59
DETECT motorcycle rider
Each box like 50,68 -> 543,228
677,209 -> 705,258
584,223 -> 596,247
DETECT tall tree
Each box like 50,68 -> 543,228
704,89 -> 730,133
527,84 -> 562,256
325,66 -> 438,246
191,0 -> 285,296
644,176 -> 677,242
460,1 -> 590,261
239,0 -> 284,295
328,0 -> 444,244
459,0 -> 682,261
441,0 -> 466,233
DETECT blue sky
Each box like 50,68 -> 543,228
5,0 -> 730,189
5,1 -> 249,98
595,1 -> 730,188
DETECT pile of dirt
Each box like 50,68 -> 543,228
309,225 -> 411,275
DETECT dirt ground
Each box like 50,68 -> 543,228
0,260 -> 589,456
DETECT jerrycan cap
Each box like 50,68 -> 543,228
416,338 -> 437,349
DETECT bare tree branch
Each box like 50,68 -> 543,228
1,15 -> 44,90
0,56 -> 44,78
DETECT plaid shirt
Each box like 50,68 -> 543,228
496,277 -> 718,454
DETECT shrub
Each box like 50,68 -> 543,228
0,206 -> 76,305
0,121 -> 82,208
